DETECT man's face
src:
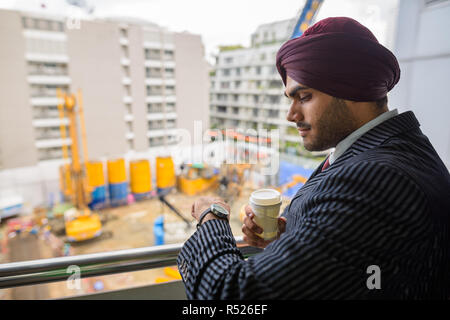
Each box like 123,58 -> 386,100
284,76 -> 357,151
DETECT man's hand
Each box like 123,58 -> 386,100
191,196 -> 230,224
242,204 -> 287,248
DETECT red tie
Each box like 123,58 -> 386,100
322,157 -> 330,171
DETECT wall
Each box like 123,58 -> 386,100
174,32 -> 210,142
66,20 -> 127,160
0,10 -> 39,169
389,0 -> 450,168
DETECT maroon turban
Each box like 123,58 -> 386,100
276,17 -> 400,102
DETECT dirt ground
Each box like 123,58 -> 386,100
0,181 -> 290,299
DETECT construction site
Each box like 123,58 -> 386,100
0,91 -> 306,300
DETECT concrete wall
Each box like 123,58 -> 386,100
0,10 -> 38,169
66,20 -> 127,160
389,0 -> 450,168
174,32 -> 210,141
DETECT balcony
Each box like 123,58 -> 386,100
33,109 -> 60,119
148,125 -> 165,131
147,107 -> 163,114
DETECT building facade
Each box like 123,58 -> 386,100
0,9 -> 209,170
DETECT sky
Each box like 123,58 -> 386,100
1,0 -> 399,63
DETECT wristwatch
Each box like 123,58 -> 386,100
196,203 -> 229,229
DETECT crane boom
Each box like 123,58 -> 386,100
290,0 -> 324,39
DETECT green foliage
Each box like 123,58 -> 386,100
219,45 -> 244,52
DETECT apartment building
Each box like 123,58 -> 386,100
0,9 -> 209,170
209,19 -> 320,157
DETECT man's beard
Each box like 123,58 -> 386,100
302,98 -> 357,152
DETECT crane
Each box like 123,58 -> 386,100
289,0 -> 325,39
57,89 -> 102,242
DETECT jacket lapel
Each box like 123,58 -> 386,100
305,111 -> 421,182
287,111 -> 421,207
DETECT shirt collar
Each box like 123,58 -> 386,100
329,109 -> 398,165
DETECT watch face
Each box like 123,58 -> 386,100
211,203 -> 229,218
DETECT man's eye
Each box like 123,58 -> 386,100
299,94 -> 311,101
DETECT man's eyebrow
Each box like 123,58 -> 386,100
284,85 -> 310,98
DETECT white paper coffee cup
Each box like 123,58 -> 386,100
249,189 -> 282,241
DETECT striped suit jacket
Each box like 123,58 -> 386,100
177,111 -> 450,299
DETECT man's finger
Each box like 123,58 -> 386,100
243,215 -> 263,234
245,205 -> 254,217
242,231 -> 268,249
242,224 -> 271,248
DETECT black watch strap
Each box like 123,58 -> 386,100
197,207 -> 213,229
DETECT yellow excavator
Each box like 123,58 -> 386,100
57,89 -> 102,242
177,163 -> 219,196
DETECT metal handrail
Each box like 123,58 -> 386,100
0,236 -> 261,289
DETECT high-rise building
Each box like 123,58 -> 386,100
209,19 -> 325,158
0,9 -> 209,170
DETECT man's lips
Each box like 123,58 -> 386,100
297,128 -> 311,137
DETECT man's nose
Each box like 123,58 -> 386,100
286,102 -> 302,123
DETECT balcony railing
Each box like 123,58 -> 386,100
0,236 -> 261,299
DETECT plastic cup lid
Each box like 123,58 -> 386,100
250,189 -> 281,206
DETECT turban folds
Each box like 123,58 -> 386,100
276,17 -> 400,102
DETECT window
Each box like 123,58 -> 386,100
125,103 -> 132,114
147,85 -> 162,96
217,106 -> 227,113
165,85 -> 175,95
124,85 -> 131,96
121,45 -> 128,57
165,68 -> 175,78
163,50 -> 174,60
268,110 -> 279,118
128,139 -> 134,150
123,66 -> 130,77
33,18 -> 39,29
21,17 -> 28,28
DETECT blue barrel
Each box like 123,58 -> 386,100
109,182 -> 128,207
133,192 -> 151,201
89,186 -> 107,210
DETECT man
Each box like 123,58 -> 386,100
177,17 -> 450,299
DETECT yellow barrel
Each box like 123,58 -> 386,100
156,156 -> 175,190
86,161 -> 105,187
130,159 -> 152,194
107,158 -> 127,184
